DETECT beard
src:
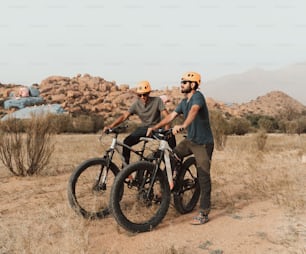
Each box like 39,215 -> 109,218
181,85 -> 192,94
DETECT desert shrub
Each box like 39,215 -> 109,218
0,115 -> 55,176
278,120 -> 287,133
279,104 -> 301,121
71,115 -> 95,133
246,114 -> 262,128
47,114 -> 74,133
210,110 -> 228,150
227,117 -> 251,135
296,116 -> 306,134
92,114 -> 104,133
258,117 -> 276,133
44,114 -> 104,133
254,130 -> 268,151
278,120 -> 302,134
246,114 -> 279,132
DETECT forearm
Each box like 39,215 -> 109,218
153,112 -> 176,130
111,115 -> 128,128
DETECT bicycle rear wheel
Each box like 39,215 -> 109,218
110,161 -> 170,233
67,158 -> 119,219
173,156 -> 200,214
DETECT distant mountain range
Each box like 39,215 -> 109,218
204,63 -> 306,106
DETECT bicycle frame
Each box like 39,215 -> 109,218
143,130 -> 177,198
97,127 -> 154,186
156,139 -> 175,190
102,134 -> 152,167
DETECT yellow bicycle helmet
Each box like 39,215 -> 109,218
181,72 -> 201,85
136,80 -> 152,94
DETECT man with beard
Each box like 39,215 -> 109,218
146,72 -> 214,225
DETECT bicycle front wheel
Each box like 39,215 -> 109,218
110,161 -> 170,233
173,156 -> 200,214
67,158 -> 119,219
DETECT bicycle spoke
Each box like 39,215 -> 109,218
70,160 -> 117,218
120,169 -> 163,224
111,161 -> 170,232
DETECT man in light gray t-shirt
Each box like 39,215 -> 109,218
103,80 -> 176,164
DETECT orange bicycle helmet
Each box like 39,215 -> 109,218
181,72 -> 201,85
136,80 -> 152,94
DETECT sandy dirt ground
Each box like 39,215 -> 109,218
0,134 -> 305,254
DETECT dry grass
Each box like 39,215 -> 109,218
0,133 -> 305,253
211,134 -> 306,213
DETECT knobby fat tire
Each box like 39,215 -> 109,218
110,161 -> 171,233
67,158 -> 119,219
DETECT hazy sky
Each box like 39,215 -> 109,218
1,0 -> 306,91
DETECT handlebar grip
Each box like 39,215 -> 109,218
104,125 -> 128,134
104,128 -> 111,134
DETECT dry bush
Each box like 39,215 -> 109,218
210,110 -> 228,150
227,117 -> 251,135
254,130 -> 268,151
36,114 -> 105,134
0,115 -> 55,176
258,118 -> 276,133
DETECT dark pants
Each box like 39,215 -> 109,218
123,126 -> 177,164
174,139 -> 214,215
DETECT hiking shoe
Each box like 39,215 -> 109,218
190,214 -> 209,225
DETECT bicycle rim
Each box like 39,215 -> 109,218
68,158 -> 119,219
110,161 -> 170,233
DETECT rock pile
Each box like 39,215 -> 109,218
39,74 -> 131,117
1,74 -> 305,121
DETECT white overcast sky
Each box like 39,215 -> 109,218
1,0 -> 306,90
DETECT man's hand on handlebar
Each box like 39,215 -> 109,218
146,127 -> 154,137
102,126 -> 111,134
172,125 -> 185,135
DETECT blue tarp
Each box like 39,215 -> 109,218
4,97 -> 44,110
1,104 -> 66,121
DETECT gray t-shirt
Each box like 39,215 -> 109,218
175,91 -> 214,145
129,97 -> 165,127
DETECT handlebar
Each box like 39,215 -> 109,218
104,125 -> 128,135
152,128 -> 173,141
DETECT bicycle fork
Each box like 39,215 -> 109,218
94,152 -> 114,191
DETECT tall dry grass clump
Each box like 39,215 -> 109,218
254,130 -> 268,151
0,115 -> 55,176
210,110 -> 228,150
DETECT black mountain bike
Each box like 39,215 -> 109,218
109,129 -> 200,233
67,125 -> 155,219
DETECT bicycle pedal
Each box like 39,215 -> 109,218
153,194 -> 162,204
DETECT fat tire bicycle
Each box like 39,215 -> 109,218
109,129 -> 200,233
67,125 -> 156,219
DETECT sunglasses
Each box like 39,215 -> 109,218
138,93 -> 149,98
181,80 -> 191,84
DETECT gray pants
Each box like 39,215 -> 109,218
174,139 -> 214,215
